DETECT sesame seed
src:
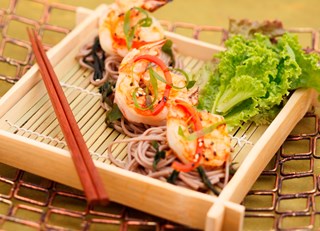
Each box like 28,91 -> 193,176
163,96 -> 168,102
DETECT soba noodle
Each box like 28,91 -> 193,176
77,38 -> 122,86
106,124 -> 228,192
77,36 -> 230,194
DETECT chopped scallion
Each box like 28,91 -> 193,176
197,166 -> 220,195
123,7 -> 152,50
152,141 -> 166,170
178,120 -> 226,141
167,170 -> 180,184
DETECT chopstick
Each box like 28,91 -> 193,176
27,28 -> 109,205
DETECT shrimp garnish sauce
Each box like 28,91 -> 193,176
167,100 -> 232,172
99,0 -> 171,57
114,40 -> 194,126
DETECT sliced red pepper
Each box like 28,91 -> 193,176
133,54 -> 172,116
171,99 -> 204,172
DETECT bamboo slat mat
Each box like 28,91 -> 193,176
1,0 -> 320,230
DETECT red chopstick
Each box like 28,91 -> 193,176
27,28 -> 109,205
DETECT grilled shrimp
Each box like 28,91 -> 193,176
167,100 -> 231,172
114,40 -> 194,126
99,0 -> 171,57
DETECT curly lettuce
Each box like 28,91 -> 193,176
197,33 -> 320,129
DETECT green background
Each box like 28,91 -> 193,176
54,0 -> 320,29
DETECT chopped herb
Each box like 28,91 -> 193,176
123,10 -> 135,50
170,68 -> 196,90
132,66 -> 159,111
106,103 -> 123,124
133,54 -> 173,115
186,79 -> 196,90
152,141 -> 166,170
149,67 -> 166,84
197,166 -> 220,195
150,66 -> 194,90
123,7 -> 152,50
151,140 -> 159,149
178,120 -> 226,141
99,81 -> 115,107
178,126 -> 187,138
161,39 -> 175,66
167,170 -> 180,184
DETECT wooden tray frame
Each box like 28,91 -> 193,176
0,5 -> 316,230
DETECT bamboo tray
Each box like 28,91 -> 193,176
0,5 -> 316,231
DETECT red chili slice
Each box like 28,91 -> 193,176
171,99 -> 204,172
133,54 -> 172,115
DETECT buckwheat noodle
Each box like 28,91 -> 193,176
77,39 -> 122,86
77,37 -> 230,193
106,124 -> 228,192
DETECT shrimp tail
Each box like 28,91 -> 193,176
142,0 -> 173,12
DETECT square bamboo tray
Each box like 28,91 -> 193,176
0,5 -> 316,230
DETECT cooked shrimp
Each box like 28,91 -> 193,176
99,0 -> 170,57
114,40 -> 194,126
167,99 -> 231,172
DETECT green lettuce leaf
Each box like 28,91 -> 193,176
197,32 -> 320,129
278,34 -> 320,92
214,75 -> 266,114
197,62 -> 220,110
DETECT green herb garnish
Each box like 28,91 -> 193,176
106,103 -> 123,124
171,68 -> 196,90
149,67 -> 166,84
197,166 -> 220,195
149,66 -> 195,90
123,7 -> 152,50
99,81 -> 114,107
161,39 -> 175,66
152,141 -> 166,170
178,120 -> 226,141
167,170 -> 180,184
132,67 -> 159,111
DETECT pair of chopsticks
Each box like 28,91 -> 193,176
27,28 -> 109,205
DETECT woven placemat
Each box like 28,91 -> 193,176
1,0 -> 320,230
